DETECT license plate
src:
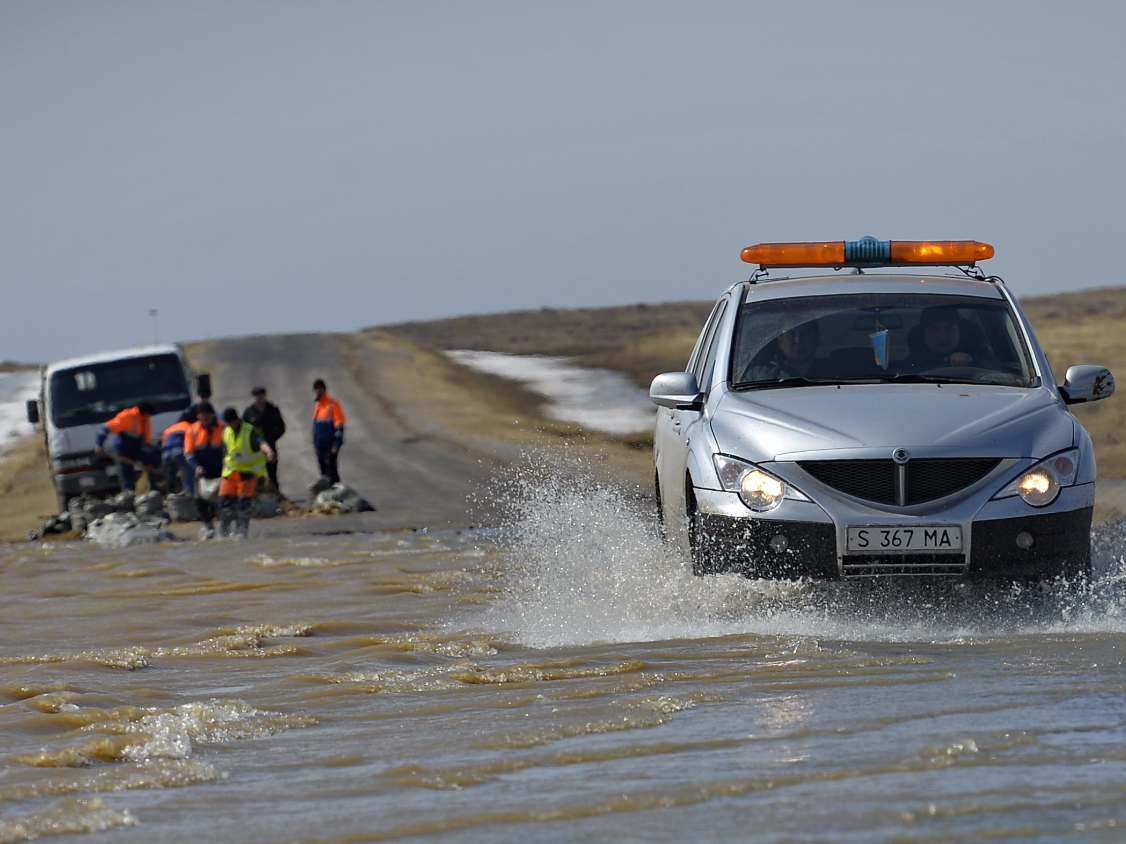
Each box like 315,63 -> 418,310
846,526 -> 962,553
79,475 -> 97,489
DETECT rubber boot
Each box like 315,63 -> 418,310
234,498 -> 252,539
217,496 -> 236,538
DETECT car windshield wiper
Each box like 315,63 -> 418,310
733,372 -> 1037,391
732,377 -> 851,391
882,371 -> 1036,387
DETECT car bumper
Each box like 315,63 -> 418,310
55,466 -> 122,497
693,484 -> 1093,580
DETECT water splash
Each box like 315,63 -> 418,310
483,456 -> 1126,647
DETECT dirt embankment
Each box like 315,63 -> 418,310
0,436 -> 59,542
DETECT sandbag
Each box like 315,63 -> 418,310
86,512 -> 174,548
109,490 -> 135,512
308,475 -> 333,498
134,490 -> 164,517
197,477 -> 221,502
313,483 -> 375,514
251,497 -> 283,519
165,493 -> 200,523
26,512 -> 73,541
67,495 -> 97,534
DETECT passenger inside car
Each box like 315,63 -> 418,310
899,306 -> 998,372
741,320 -> 830,381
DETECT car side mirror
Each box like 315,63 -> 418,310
25,400 -> 39,425
650,372 -> 703,410
1059,365 -> 1115,405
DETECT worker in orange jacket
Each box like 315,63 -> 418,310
94,400 -> 156,492
312,379 -> 345,484
184,403 -> 225,538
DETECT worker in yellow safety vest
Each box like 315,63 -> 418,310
218,407 -> 275,538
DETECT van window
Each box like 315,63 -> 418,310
49,354 -> 191,428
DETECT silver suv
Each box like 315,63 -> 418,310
650,238 -> 1115,581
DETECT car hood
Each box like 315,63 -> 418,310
711,384 -> 1074,462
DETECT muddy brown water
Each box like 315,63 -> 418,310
3,473 -> 1126,843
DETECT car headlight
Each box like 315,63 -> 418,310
713,454 -> 805,512
994,448 -> 1080,507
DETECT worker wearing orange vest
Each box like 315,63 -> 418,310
184,403 -> 225,538
312,379 -> 346,484
94,401 -> 156,492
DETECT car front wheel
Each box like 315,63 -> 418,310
686,484 -> 722,576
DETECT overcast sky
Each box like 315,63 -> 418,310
3,2 -> 1125,363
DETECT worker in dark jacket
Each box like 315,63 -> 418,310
312,379 -> 345,484
242,386 -> 286,491
160,408 -> 197,495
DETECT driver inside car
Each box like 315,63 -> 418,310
901,306 -> 998,372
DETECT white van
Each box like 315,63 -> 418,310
26,344 -> 209,510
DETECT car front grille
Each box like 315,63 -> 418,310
797,458 -> 1000,506
841,554 -> 968,577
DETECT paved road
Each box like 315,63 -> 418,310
189,332 -> 501,535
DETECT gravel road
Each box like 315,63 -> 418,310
189,332 -> 502,535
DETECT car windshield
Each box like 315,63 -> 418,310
49,354 -> 191,429
730,292 -> 1038,389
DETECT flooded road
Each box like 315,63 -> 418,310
4,471 -> 1126,843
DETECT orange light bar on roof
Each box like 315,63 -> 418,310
889,240 -> 994,264
740,241 -> 844,267
741,237 -> 994,268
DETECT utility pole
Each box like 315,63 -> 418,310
150,309 -> 159,345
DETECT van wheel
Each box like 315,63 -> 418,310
686,485 -> 720,576
56,490 -> 72,515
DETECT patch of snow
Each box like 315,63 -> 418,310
0,371 -> 39,460
447,351 -> 654,436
